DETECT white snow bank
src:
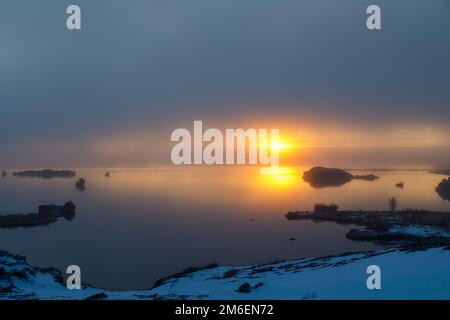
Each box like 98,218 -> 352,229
2,248 -> 450,300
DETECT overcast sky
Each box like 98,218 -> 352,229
0,0 -> 449,167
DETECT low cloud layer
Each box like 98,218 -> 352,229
1,0 -> 449,167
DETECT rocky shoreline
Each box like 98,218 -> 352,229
286,208 -> 450,245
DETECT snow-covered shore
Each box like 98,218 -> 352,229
2,246 -> 450,300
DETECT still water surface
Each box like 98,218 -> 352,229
0,167 -> 448,290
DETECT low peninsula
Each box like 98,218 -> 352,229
0,202 -> 76,228
286,204 -> 450,245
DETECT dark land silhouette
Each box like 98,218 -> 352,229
0,202 -> 76,228
430,169 -> 450,176
13,169 -> 76,179
302,167 -> 379,188
436,178 -> 450,202
75,178 -> 86,191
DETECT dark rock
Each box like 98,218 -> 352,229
236,283 -> 252,293
0,267 -> 15,293
85,293 -> 108,300
13,169 -> 76,179
11,270 -> 30,281
105,172 -> 110,177
436,178 -> 450,202
0,250 -> 26,262
1,170 -> 7,178
396,182 -> 404,189
75,178 -> 86,191
152,263 -> 219,289
250,266 -> 274,274
64,201 -> 76,211
39,267 -> 64,284
222,269 -> 239,279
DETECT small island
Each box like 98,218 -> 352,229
302,167 -> 379,188
75,178 -> 86,191
0,202 -> 76,228
13,169 -> 76,179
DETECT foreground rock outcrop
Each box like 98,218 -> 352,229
2,246 -> 450,299
303,167 -> 379,188
0,202 -> 76,228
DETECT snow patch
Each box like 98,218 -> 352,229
389,225 -> 450,237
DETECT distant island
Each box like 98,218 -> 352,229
303,167 -> 379,188
13,169 -> 76,179
0,202 -> 76,228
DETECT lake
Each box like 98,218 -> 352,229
0,167 -> 448,290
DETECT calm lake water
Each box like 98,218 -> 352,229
0,167 -> 448,290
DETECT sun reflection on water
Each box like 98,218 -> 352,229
258,166 -> 300,188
